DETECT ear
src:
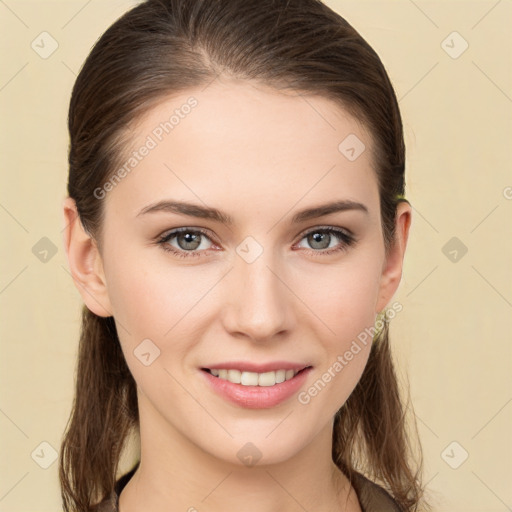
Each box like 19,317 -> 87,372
62,197 -> 113,317
375,201 -> 412,313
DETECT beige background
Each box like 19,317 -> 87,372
1,0 -> 511,510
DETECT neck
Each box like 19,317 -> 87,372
118,393 -> 360,512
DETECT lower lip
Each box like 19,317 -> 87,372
200,367 -> 313,409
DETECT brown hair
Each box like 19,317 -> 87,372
60,0 -> 429,510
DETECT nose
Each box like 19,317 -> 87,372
221,248 -> 294,342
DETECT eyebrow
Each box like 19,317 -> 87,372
136,198 -> 368,225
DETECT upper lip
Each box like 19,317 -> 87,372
201,361 -> 312,373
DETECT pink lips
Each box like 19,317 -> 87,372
201,360 -> 309,373
200,364 -> 313,409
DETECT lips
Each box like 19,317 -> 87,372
200,361 -> 310,373
199,361 -> 314,409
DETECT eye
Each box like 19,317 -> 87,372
294,226 -> 356,256
156,227 -> 216,258
155,225 -> 356,259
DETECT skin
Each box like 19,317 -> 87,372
63,77 -> 411,512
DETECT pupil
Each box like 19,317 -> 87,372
309,232 -> 329,249
179,232 -> 200,250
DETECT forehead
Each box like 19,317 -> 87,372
105,78 -> 379,221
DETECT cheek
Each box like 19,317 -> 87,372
105,241 -> 382,358
302,256 -> 382,341
105,262 -> 207,396
105,248 -> 216,337
296,258 -> 381,404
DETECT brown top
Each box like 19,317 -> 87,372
93,462 -> 403,512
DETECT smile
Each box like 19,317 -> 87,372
200,366 -> 313,409
204,368 -> 308,386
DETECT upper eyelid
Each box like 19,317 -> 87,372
159,226 -> 217,244
303,225 -> 354,236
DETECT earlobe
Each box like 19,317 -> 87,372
375,201 -> 412,314
62,197 -> 113,318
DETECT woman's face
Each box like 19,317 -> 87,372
66,78 -> 410,467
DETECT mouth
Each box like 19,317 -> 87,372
200,366 -> 312,387
199,365 -> 314,409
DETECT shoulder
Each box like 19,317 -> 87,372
351,471 -> 404,512
91,462 -> 139,512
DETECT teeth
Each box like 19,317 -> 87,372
227,369 -> 241,383
208,368 -> 301,386
275,369 -> 286,384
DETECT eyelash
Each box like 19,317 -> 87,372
155,226 -> 356,259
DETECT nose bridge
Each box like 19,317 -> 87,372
224,240 -> 291,340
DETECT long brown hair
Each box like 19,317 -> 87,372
60,0 -> 430,510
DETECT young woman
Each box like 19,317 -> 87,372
60,0 -> 430,511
